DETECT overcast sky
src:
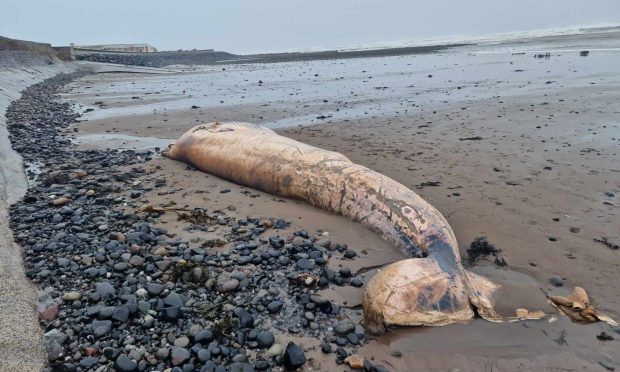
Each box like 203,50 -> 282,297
2,0 -> 619,53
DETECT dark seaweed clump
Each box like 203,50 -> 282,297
466,236 -> 505,266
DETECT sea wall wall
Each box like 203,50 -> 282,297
0,43 -> 75,370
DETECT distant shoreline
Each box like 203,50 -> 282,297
72,43 -> 468,67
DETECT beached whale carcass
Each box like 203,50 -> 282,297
163,121 -> 501,333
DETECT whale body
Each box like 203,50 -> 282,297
164,121 -> 500,333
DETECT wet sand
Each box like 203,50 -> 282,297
61,42 -> 620,370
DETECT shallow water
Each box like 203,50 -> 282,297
64,31 -> 620,135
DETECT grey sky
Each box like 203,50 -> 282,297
2,0 -> 619,53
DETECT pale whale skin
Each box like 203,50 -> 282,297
164,121 -> 499,333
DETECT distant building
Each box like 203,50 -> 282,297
75,43 -> 157,53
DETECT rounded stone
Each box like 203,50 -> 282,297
170,347 -> 190,366
174,336 -> 190,348
116,355 -> 138,371
256,330 -> 275,348
62,291 -> 81,301
334,320 -> 355,336
217,278 -> 240,293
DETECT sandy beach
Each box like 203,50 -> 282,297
51,31 -> 620,370
0,28 -> 618,372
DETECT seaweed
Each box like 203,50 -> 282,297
170,260 -> 213,286
178,208 -> 220,225
466,236 -> 503,266
594,237 -> 619,250
195,303 -> 235,337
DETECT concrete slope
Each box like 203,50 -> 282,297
0,61 -> 75,372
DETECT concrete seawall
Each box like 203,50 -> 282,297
0,56 -> 75,371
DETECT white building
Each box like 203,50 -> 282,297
75,44 -> 157,53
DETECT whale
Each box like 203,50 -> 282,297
163,121 -> 500,333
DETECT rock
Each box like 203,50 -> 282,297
153,247 -> 169,256
267,301 -> 283,313
103,347 -> 120,360
129,255 -> 145,266
164,306 -> 181,319
142,314 -> 154,328
343,250 -> 357,259
197,348 -> 211,361
135,288 -> 148,298
334,320 -> 355,336
194,329 -> 214,344
52,197 -> 70,206
109,232 -> 126,242
232,353 -> 248,363
350,278 -> 363,287
62,291 -> 81,301
59,206 -> 74,215
164,292 -> 184,307
116,355 -> 138,371
297,258 -> 314,270
345,354 -> 364,369
38,303 -> 59,321
256,330 -> 275,348
254,360 -> 269,370
174,336 -> 190,347
147,283 -> 165,296
266,343 -> 283,357
549,276 -> 564,287
98,306 -> 115,319
46,341 -> 63,361
114,262 -> 128,271
79,357 -> 98,369
218,278 -> 240,293
283,342 -> 306,370
234,307 -> 254,328
96,282 -> 116,299
347,333 -> 359,345
336,347 -> 348,359
93,322 -> 111,338
163,292 -> 184,319
155,348 -> 169,360
112,305 -> 130,322
56,257 -> 70,267
339,268 -> 352,278
170,347 -> 190,366
321,342 -> 332,354
229,362 -> 254,372
316,238 -> 331,248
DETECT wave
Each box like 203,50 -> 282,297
288,23 -> 620,54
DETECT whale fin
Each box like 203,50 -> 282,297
464,270 -> 502,322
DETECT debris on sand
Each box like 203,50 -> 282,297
416,180 -> 441,188
345,354 -> 365,369
594,237 -> 619,250
459,136 -> 483,141
466,236 -> 503,265
596,332 -> 614,341
509,308 -> 546,322
544,287 -> 617,326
